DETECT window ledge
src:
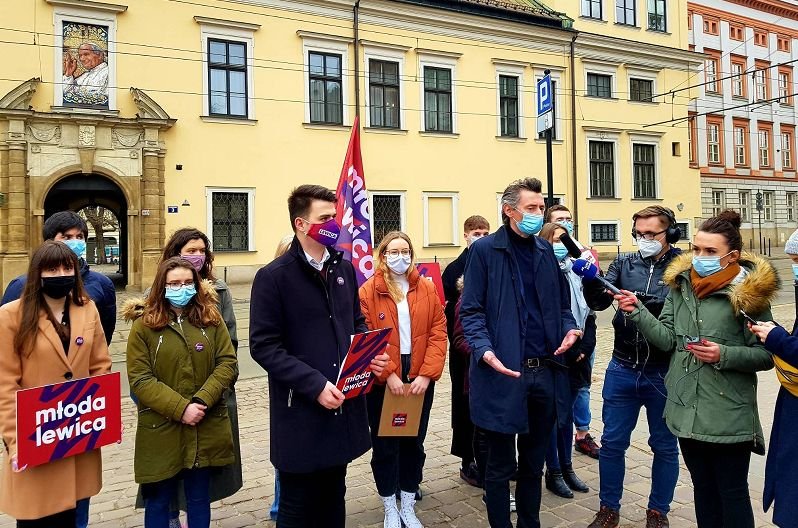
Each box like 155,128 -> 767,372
424,243 -> 458,248
419,131 -> 459,138
646,28 -> 670,35
631,197 -> 663,201
201,116 -> 257,125
534,138 -> 564,145
587,197 -> 622,201
364,127 -> 408,135
579,16 -> 607,23
584,95 -> 618,101
50,106 -> 120,116
614,22 -> 639,29
732,96 -> 749,102
496,135 -> 527,142
628,100 -> 659,105
303,122 -> 351,131
215,250 -> 257,254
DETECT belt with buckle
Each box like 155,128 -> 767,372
524,358 -> 546,368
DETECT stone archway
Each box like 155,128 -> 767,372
0,79 -> 175,290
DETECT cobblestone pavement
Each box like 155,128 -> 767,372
2,278 -> 794,527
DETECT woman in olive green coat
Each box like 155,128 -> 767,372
616,210 -> 777,528
126,257 -> 237,528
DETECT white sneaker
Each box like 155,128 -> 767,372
399,491 -> 424,528
510,492 -> 516,513
381,495 -> 402,528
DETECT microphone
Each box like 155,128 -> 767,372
558,232 -> 583,259
571,259 -> 622,296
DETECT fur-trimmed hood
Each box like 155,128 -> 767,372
121,279 -> 219,321
662,251 -> 780,315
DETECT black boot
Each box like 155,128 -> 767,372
544,469 -> 573,498
562,464 -> 589,493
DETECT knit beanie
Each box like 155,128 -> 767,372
786,229 -> 798,255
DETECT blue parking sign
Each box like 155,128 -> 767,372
537,75 -> 553,116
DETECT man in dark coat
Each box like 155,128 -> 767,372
460,178 -> 580,528
249,184 -> 388,528
1,211 -> 116,344
442,214 -> 490,486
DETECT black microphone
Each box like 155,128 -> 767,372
558,232 -> 583,259
571,259 -> 623,296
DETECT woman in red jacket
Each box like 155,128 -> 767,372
359,231 -> 447,528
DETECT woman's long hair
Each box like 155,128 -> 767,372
15,241 -> 87,355
375,231 -> 415,303
142,257 -> 221,329
160,228 -> 216,281
538,222 -> 566,245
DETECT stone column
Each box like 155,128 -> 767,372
140,126 -> 164,289
0,118 -> 30,287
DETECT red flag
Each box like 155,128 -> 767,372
335,116 -> 374,285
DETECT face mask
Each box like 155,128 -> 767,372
557,221 -> 574,236
182,254 -> 206,273
792,263 -> 798,281
306,218 -> 340,247
467,234 -> 485,247
386,254 -> 411,275
638,238 -> 663,259
165,284 -> 197,307
63,239 -> 86,258
692,251 -> 733,278
553,243 -> 569,261
513,208 -> 544,236
41,275 -> 75,299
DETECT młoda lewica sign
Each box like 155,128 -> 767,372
16,372 -> 122,468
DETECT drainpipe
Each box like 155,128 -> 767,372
353,0 -> 361,120
569,34 -> 579,233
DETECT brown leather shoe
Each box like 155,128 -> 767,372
646,509 -> 669,528
587,506 -> 620,528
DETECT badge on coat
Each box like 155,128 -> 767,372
75,337 -> 84,346
195,343 -> 204,352
337,277 -> 345,286
379,312 -> 386,320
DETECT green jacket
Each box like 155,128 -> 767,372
125,291 -> 238,484
629,252 -> 778,453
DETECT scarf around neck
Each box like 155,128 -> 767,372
690,262 -> 742,299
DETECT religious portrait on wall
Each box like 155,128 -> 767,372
62,22 -> 109,108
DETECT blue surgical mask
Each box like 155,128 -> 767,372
692,251 -> 733,277
553,243 -> 569,261
557,220 -> 574,236
513,208 -> 544,236
792,263 -> 798,281
165,284 -> 197,307
63,239 -> 86,258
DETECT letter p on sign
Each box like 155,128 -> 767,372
537,75 -> 553,116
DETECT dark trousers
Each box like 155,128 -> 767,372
366,357 -> 436,497
277,465 -> 347,528
16,509 -> 76,528
143,468 -> 211,528
545,385 -> 580,471
679,438 -> 755,528
484,365 -> 556,528
450,348 -> 473,467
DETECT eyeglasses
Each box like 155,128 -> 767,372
633,229 -> 666,241
384,249 -> 411,258
165,282 -> 194,291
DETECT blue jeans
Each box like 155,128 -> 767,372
75,498 -> 89,528
143,468 -> 211,528
270,470 -> 280,520
598,358 -> 679,514
573,354 -> 595,432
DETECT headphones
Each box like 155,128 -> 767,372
631,206 -> 681,244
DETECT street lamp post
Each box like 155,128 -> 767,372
756,190 -> 763,254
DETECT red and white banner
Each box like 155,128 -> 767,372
16,372 -> 122,469
416,262 -> 445,306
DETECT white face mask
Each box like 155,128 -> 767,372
387,254 -> 411,275
467,234 -> 485,247
638,238 -> 663,259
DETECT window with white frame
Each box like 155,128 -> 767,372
754,69 -> 767,101
648,0 -> 666,31
368,59 -> 400,128
783,131 -> 794,169
207,188 -> 254,252
734,126 -> 747,166
633,143 -> 656,198
198,18 -> 258,120
582,0 -> 602,19
739,190 -> 751,223
369,192 -> 405,245
590,222 -> 619,244
675,222 -> 690,241
422,192 -> 459,246
731,63 -> 745,97
759,129 -> 771,167
787,192 -> 797,222
779,72 -> 791,103
705,58 -> 718,93
589,140 -> 615,197
587,73 -> 612,98
708,123 -> 721,163
763,191 -> 774,221
301,34 -> 350,126
499,75 -> 519,137
711,189 -> 725,216
616,0 -> 635,25
419,53 -> 459,134
630,78 -> 654,102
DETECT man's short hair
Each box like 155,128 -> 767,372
632,205 -> 673,230
287,184 -> 336,230
463,215 -> 490,232
43,211 -> 88,240
500,178 -> 543,223
544,204 -> 571,224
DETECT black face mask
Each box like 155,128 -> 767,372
41,276 -> 75,299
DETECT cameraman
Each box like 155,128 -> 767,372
585,206 -> 681,528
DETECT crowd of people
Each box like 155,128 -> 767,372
0,178 -> 796,528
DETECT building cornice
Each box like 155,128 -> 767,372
576,32 -> 703,71
45,0 -> 128,13
688,2 -> 798,33
193,16 -> 261,31
722,0 -> 798,22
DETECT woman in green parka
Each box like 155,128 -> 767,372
615,210 -> 777,528
126,257 -> 238,528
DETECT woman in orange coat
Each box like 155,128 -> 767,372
0,241 -> 111,527
359,231 -> 447,528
